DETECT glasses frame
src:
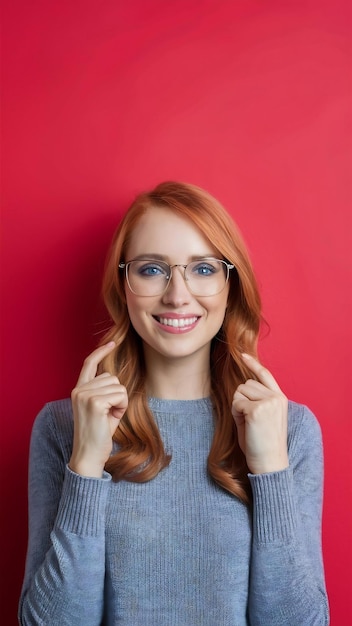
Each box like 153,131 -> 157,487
118,257 -> 235,297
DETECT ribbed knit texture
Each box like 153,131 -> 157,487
19,398 -> 329,625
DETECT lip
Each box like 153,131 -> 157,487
153,313 -> 201,334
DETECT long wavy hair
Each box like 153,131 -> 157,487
100,181 -> 262,504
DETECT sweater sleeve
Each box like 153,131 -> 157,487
18,402 -> 111,626
247,403 -> 329,625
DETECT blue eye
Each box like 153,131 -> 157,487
137,263 -> 168,278
192,262 -> 217,276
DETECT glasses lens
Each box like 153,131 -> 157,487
125,258 -> 230,296
185,259 -> 227,296
127,260 -> 170,296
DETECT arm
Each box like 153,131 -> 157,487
232,355 -> 329,625
248,405 -> 329,625
18,403 -> 111,626
19,342 -> 127,626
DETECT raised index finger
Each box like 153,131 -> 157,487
241,353 -> 282,392
76,341 -> 116,386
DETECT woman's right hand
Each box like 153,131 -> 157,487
69,342 -> 128,478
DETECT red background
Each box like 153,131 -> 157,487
1,1 -> 351,623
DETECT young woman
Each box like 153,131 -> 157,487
19,182 -> 329,625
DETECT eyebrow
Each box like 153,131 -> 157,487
128,253 -> 219,262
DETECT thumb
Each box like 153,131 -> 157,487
232,410 -> 245,428
111,407 -> 126,420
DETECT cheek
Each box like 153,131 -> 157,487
214,302 -> 228,330
125,293 -> 141,325
125,293 -> 153,341
205,293 -> 228,336
211,289 -> 229,321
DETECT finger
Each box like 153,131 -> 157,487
85,385 -> 127,399
232,411 -> 245,427
232,390 -> 248,416
236,379 -> 272,401
77,342 -> 116,386
231,399 -> 246,427
241,353 -> 281,392
105,390 -> 128,420
81,388 -> 128,417
76,373 -> 121,391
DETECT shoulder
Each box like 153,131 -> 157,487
287,400 -> 324,468
31,399 -> 74,463
33,398 -> 73,431
287,400 -> 322,438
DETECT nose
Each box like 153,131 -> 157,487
161,266 -> 192,306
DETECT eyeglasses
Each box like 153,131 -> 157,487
119,258 -> 235,297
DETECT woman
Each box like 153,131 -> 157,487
19,181 -> 329,625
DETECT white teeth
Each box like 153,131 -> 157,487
158,316 -> 198,328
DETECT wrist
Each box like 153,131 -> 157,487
247,454 -> 289,475
68,457 -> 105,478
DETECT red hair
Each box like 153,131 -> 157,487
101,181 -> 262,503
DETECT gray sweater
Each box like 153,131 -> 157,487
19,398 -> 329,625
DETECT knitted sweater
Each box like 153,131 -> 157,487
19,398 -> 329,625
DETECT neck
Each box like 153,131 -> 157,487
144,348 -> 211,400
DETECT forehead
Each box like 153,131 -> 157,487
125,206 -> 218,260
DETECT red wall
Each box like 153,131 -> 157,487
1,1 -> 351,623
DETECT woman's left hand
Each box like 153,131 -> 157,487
232,354 -> 289,475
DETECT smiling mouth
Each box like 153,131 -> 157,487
154,316 -> 199,328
